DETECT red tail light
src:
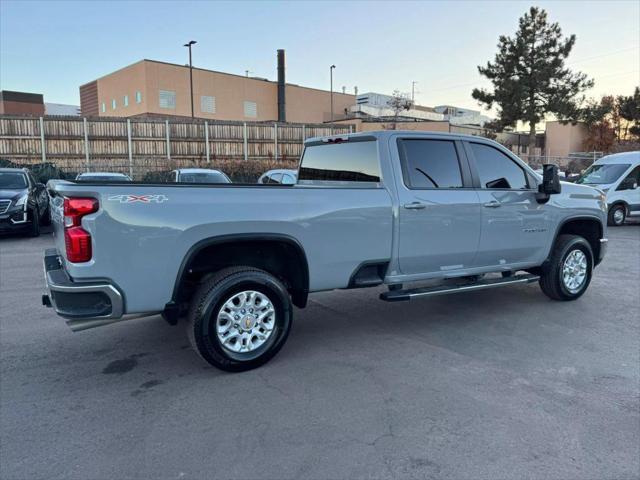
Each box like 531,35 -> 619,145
63,197 -> 98,263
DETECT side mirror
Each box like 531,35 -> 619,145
539,164 -> 561,195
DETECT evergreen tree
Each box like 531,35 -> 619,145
472,7 -> 593,151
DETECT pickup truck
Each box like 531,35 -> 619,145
43,131 -> 608,372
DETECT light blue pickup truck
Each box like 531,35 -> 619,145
43,131 -> 608,371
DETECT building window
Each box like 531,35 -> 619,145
201,95 -> 216,114
111,99 -> 116,110
243,100 -> 257,118
123,95 -> 129,107
135,91 -> 142,103
159,90 -> 176,109
101,102 -> 106,113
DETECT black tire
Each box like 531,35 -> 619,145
27,209 -> 40,237
608,204 -> 626,226
186,266 -> 293,372
539,234 -> 593,301
41,206 -> 51,226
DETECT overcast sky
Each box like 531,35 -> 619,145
1,0 -> 638,112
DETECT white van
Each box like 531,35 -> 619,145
576,151 -> 640,226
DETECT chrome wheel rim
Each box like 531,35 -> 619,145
216,290 -> 276,354
562,249 -> 588,293
613,208 -> 624,224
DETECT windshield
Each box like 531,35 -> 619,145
179,172 -> 230,183
576,164 -> 630,185
77,175 -> 130,182
0,172 -> 28,189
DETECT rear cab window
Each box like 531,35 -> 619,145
298,139 -> 380,185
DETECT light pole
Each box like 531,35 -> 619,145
183,40 -> 197,118
411,81 -> 417,103
329,65 -> 336,123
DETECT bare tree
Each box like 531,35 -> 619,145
386,90 -> 413,129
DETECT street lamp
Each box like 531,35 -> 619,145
183,40 -> 197,118
329,64 -> 336,123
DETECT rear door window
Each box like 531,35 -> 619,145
398,139 -> 463,189
298,140 -> 380,183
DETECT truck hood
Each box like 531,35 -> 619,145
0,188 -> 27,201
560,181 -> 605,198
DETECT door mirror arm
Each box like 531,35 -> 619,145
536,164 -> 562,204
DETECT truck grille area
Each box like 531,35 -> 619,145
0,200 -> 11,214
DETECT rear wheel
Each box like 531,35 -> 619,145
608,204 -> 626,226
539,234 -> 593,301
186,266 -> 293,372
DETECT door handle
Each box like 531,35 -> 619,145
403,202 -> 427,210
483,200 -> 501,208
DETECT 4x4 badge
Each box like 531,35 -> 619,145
107,194 -> 169,204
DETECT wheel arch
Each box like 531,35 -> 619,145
170,233 -> 310,311
548,216 -> 604,267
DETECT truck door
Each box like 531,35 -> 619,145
465,141 -> 550,268
396,138 -> 481,275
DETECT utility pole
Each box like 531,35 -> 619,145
411,81 -> 418,103
183,40 -> 197,117
330,64 -> 336,123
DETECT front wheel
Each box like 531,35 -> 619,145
539,234 -> 593,301
608,204 -> 626,226
186,266 -> 293,372
27,209 -> 40,237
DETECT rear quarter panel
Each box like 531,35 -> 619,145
51,184 -> 393,313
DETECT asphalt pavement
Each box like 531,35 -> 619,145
1,225 -> 639,480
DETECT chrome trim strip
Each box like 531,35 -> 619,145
0,199 -> 11,214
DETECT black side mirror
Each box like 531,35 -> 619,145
539,164 -> 561,195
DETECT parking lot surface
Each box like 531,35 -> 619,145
1,225 -> 639,480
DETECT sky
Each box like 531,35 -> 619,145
1,0 -> 638,114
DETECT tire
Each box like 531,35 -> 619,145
186,266 -> 293,372
27,209 -> 40,237
608,204 -> 626,226
41,206 -> 51,226
539,234 -> 593,301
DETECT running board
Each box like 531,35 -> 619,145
379,274 -> 540,302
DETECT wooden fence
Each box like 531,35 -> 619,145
0,115 -> 352,180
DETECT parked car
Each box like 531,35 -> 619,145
575,151 -> 640,226
258,169 -> 297,185
76,172 -> 132,182
43,131 -> 608,372
172,168 -> 231,183
0,167 -> 49,237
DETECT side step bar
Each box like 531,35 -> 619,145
379,274 -> 540,302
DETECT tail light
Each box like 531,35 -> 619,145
64,197 -> 98,263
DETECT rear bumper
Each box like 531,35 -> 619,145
42,248 -> 125,331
